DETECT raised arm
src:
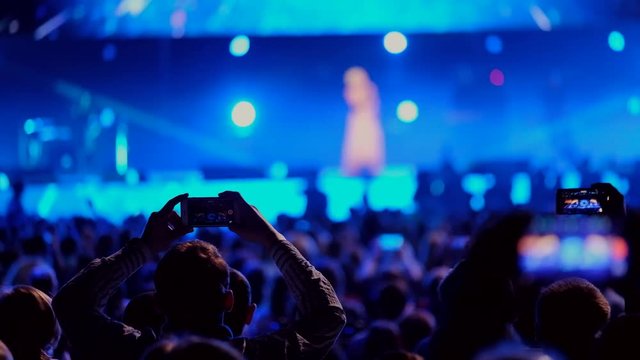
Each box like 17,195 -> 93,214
220,191 -> 346,359
52,194 -> 192,360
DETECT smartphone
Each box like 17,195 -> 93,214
377,233 -> 405,251
518,215 -> 628,281
180,197 -> 236,227
556,188 -> 604,215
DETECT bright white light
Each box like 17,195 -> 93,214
383,31 -> 408,54
230,35 -> 250,57
530,5 -> 552,32
231,101 -> 256,127
396,100 -> 419,123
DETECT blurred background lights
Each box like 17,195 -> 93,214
608,31 -> 625,52
383,31 -> 408,54
24,119 -> 36,135
489,68 -> 505,86
230,35 -> 251,57
231,101 -> 256,127
628,96 -> 640,116
268,161 -> 289,179
0,173 -> 9,191
485,34 -> 503,54
396,100 -> 419,123
99,107 -> 116,127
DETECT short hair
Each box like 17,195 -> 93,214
154,241 -> 230,321
536,277 -> 610,345
143,336 -> 242,360
224,269 -> 252,336
0,285 -> 60,360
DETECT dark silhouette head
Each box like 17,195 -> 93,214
224,268 -> 256,337
399,310 -> 436,352
0,285 -> 60,360
372,281 -> 409,321
348,320 -> 402,360
536,277 -> 610,359
143,336 -> 242,360
154,241 -> 233,334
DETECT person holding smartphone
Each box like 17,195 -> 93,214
53,192 -> 346,360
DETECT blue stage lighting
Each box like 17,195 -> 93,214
24,119 -> 36,135
99,107 -> 116,128
115,124 -> 128,176
485,35 -> 503,54
608,31 -> 625,52
511,172 -> 531,205
231,101 -> 256,127
230,35 -> 250,57
396,100 -> 418,123
628,96 -> 640,116
383,31 -> 407,54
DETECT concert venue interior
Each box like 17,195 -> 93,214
2,0 -> 639,222
3,2 -> 640,360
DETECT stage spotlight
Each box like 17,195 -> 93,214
396,100 -> 419,123
489,68 -> 505,86
485,35 -> 503,54
608,31 -> 625,52
231,101 -> 256,127
383,31 -> 407,54
230,35 -> 250,57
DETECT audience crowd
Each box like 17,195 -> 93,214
0,174 -> 639,360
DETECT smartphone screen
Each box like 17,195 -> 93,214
518,216 -> 627,280
181,197 -> 235,227
556,188 -> 604,215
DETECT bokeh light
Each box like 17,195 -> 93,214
608,31 -> 625,52
230,35 -> 251,57
396,100 -> 419,123
383,31 -> 408,54
231,101 -> 256,127
485,35 -> 503,54
489,68 -> 505,86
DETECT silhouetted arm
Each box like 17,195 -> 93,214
221,191 -> 346,359
53,194 -> 192,360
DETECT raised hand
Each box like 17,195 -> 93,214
141,193 -> 193,254
218,191 -> 284,249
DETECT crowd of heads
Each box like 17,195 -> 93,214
0,175 -> 639,360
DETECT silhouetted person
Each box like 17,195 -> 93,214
0,285 -> 60,360
536,277 -> 610,360
224,268 -> 256,337
53,192 -> 345,360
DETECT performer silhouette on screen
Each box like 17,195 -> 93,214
341,67 -> 385,177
